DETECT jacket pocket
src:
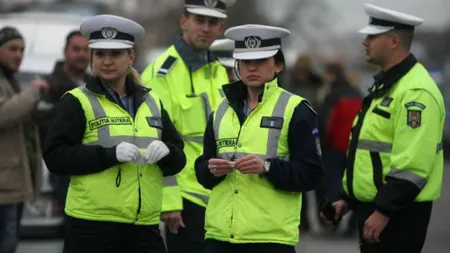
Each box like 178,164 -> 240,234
0,157 -> 22,191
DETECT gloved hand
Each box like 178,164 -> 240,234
116,142 -> 141,163
142,140 -> 170,164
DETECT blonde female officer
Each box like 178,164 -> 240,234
195,24 -> 324,253
44,15 -> 186,253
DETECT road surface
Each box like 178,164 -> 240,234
18,165 -> 450,253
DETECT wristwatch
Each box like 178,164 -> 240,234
264,160 -> 271,173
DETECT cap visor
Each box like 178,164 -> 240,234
358,25 -> 393,35
218,58 -> 235,68
186,7 -> 227,19
233,50 -> 278,60
89,41 -> 133,49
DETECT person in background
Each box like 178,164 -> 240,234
284,54 -> 323,108
141,1 -> 234,252
316,60 -> 362,236
0,26 -> 48,253
195,24 -> 323,253
36,30 -> 90,214
44,15 -> 186,253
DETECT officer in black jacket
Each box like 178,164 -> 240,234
44,15 -> 186,253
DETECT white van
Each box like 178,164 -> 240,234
0,12 -> 85,238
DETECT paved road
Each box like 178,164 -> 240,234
18,167 -> 450,253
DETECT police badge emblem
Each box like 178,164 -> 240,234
407,110 -> 421,129
312,128 -> 322,156
101,27 -> 118,39
244,36 -> 262,49
203,0 -> 218,7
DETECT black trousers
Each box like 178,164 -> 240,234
205,239 -> 296,253
63,216 -> 166,253
165,198 -> 206,253
356,202 -> 432,253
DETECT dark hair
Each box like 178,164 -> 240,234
0,26 -> 23,48
395,30 -> 414,50
324,62 -> 346,81
65,30 -> 83,48
183,8 -> 191,17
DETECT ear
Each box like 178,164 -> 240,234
274,61 -> 284,74
180,14 -> 188,32
128,50 -> 136,65
389,33 -> 402,50
218,20 -> 225,34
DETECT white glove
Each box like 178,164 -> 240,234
116,142 -> 141,163
142,140 -> 170,164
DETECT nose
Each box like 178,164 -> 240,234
201,22 -> 212,33
362,36 -> 369,47
246,61 -> 258,71
103,55 -> 113,65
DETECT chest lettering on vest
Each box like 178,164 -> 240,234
89,117 -> 132,130
217,138 -> 237,149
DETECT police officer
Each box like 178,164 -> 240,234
324,4 -> 445,253
195,24 -> 324,253
141,1 -> 234,252
43,15 -> 186,253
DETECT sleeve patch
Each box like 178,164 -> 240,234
404,101 -> 426,109
407,110 -> 421,129
157,56 -> 177,77
312,128 -> 322,156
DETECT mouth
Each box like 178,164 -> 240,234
247,75 -> 260,81
101,70 -> 116,74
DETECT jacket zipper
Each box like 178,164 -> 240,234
229,104 -> 258,229
131,105 -> 142,223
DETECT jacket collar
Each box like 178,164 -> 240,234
222,78 -> 279,105
85,76 -> 150,105
370,53 -> 417,97
174,34 -> 217,72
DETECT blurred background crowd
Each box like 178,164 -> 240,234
1,0 -> 450,252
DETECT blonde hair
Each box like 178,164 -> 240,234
127,65 -> 142,85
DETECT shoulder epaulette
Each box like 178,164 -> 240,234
156,56 -> 177,77
302,99 -> 317,115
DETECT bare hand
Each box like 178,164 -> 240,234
161,211 -> 185,232
320,199 -> 349,226
208,158 -> 234,177
363,210 -> 389,244
30,79 -> 49,90
234,155 -> 265,175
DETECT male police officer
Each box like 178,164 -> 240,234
141,1 -> 233,252
325,3 -> 445,253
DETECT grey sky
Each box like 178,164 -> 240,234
327,0 -> 450,32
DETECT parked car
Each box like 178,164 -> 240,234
0,12 -> 86,238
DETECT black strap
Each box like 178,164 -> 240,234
370,151 -> 384,190
157,56 -> 177,76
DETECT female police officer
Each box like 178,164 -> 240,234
44,15 -> 186,253
195,24 -> 324,253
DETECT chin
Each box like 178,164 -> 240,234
98,74 -> 119,82
244,80 -> 264,89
